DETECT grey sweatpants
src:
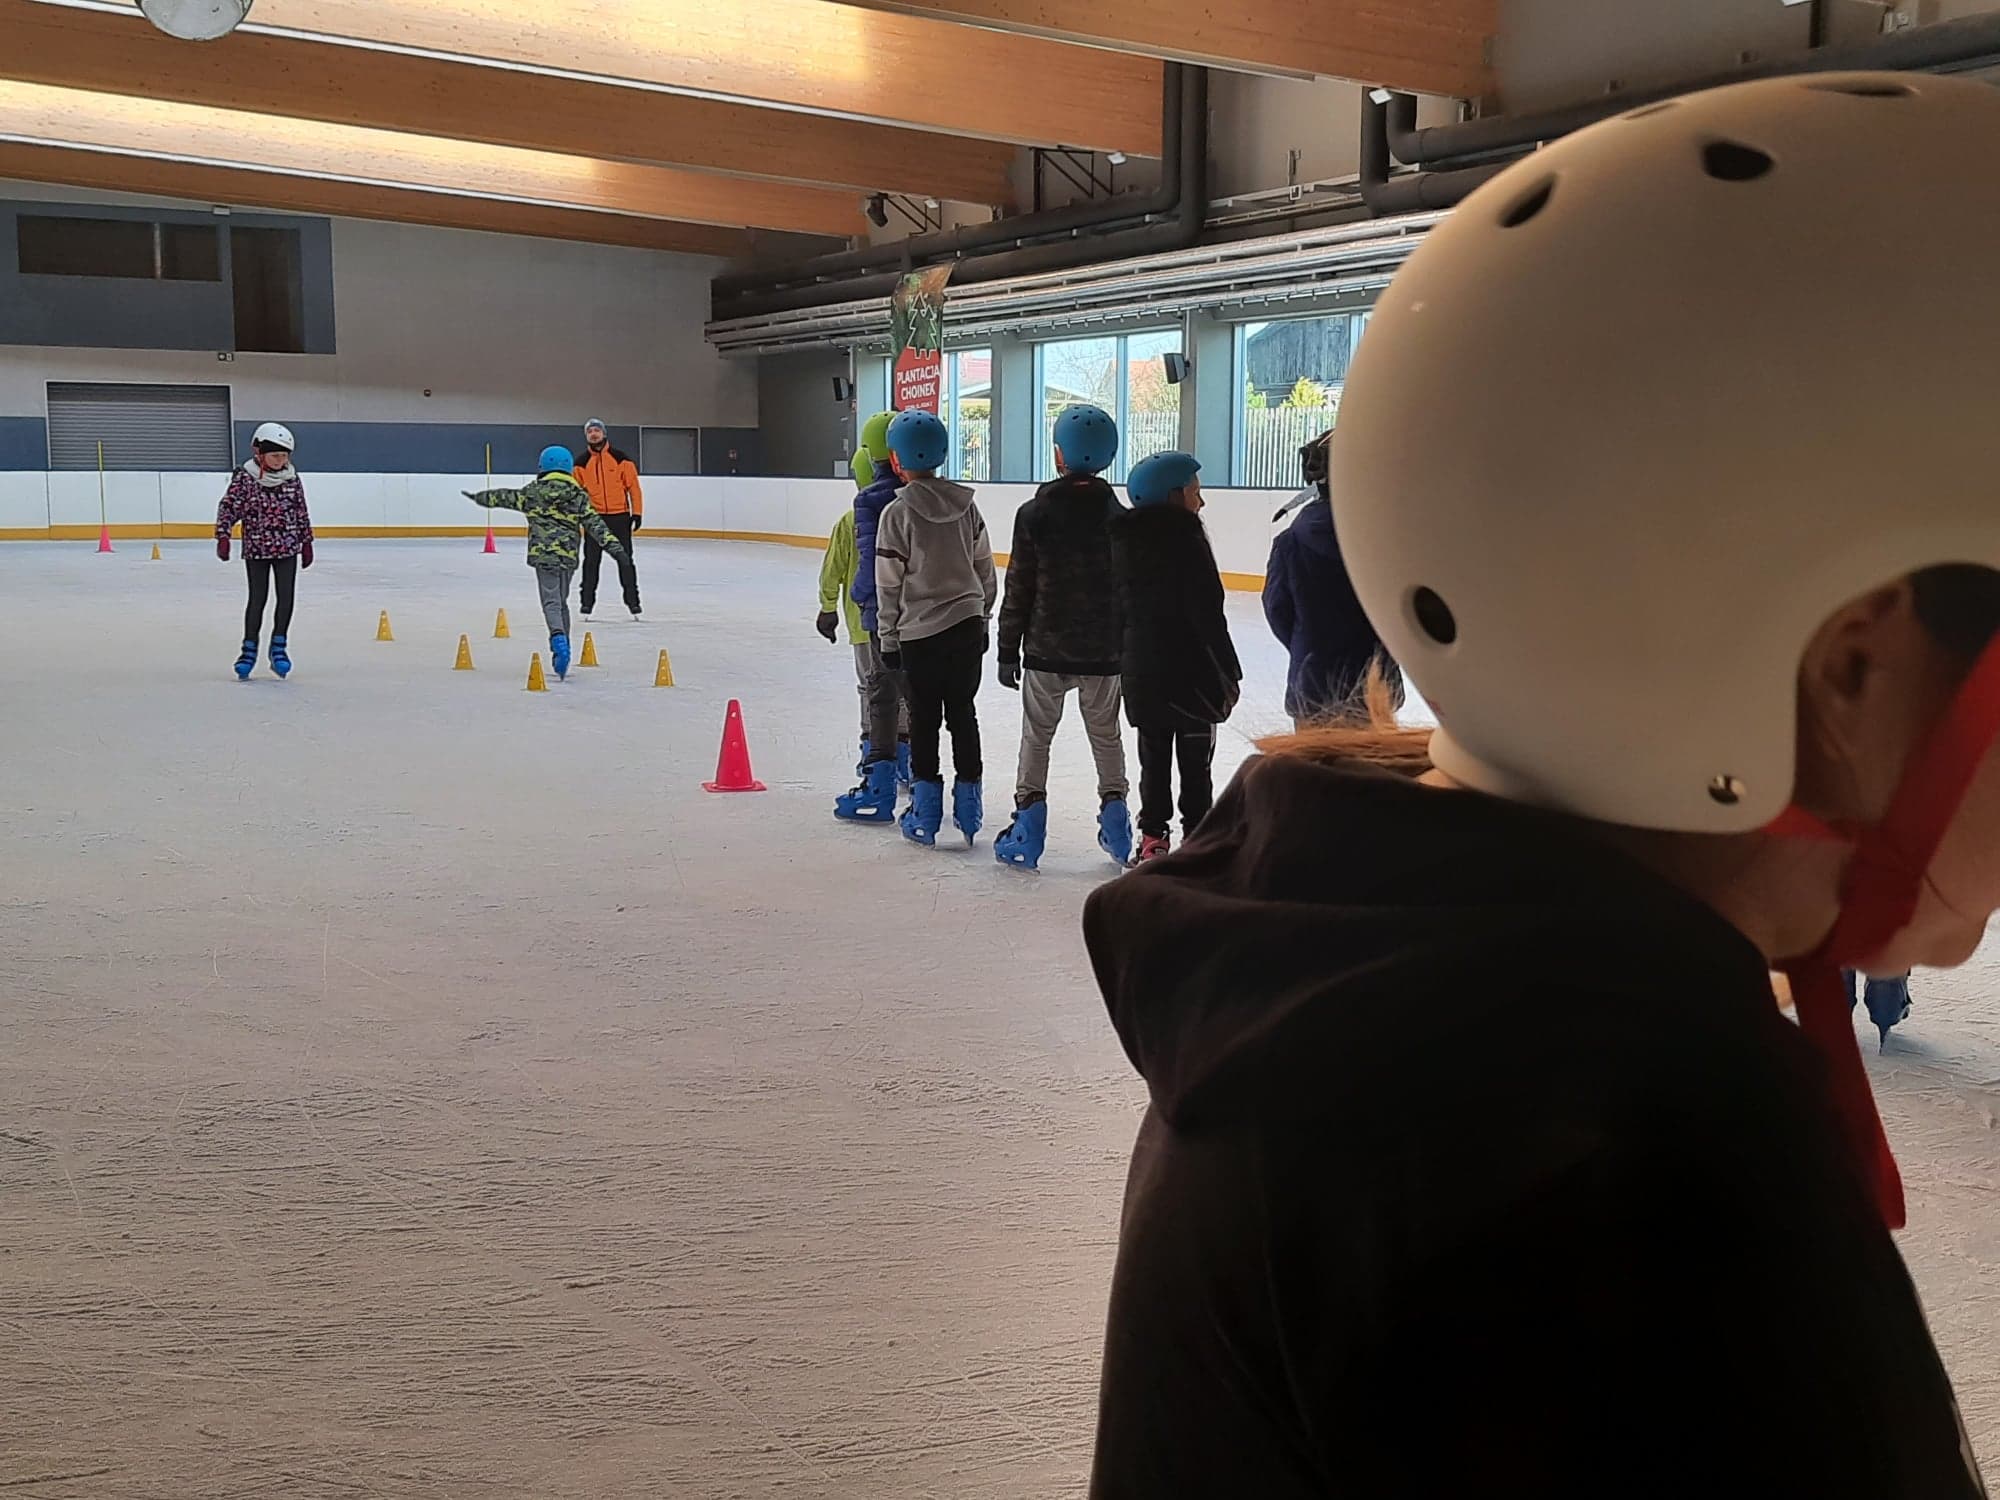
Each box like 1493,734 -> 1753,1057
536,564 -> 574,638
852,642 -> 912,744
1016,669 -> 1128,805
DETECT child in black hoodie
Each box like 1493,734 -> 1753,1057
1110,453 -> 1240,863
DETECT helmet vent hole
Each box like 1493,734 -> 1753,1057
1805,79 -> 1912,98
1623,100 -> 1678,120
1708,775 -> 1746,807
1701,140 -> 1774,181
1498,178 -> 1555,228
1411,587 -> 1458,646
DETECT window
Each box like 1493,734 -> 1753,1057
17,215 -> 221,282
946,347 -> 991,482
1233,311 -> 1368,487
46,382 -> 233,471
230,226 -> 304,352
1034,329 -> 1180,482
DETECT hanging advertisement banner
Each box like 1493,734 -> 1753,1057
890,264 -> 952,415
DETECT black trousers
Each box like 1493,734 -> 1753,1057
244,556 -> 297,641
581,511 -> 641,613
902,616 -> 985,784
1136,724 -> 1217,838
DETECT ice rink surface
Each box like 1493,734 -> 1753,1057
2,537 -> 1997,1496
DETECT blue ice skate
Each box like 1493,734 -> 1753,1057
952,780 -> 983,847
1098,796 -> 1134,867
234,638 -> 257,680
900,778 -> 944,847
994,799 -> 1048,870
550,632 -> 571,680
834,759 -> 899,823
268,634 -> 291,679
895,739 -> 913,786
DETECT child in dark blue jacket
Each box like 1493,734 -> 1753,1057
1262,429 -> 1402,725
835,411 -> 910,822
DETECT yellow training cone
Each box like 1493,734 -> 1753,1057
526,652 -> 548,692
580,631 -> 600,667
376,610 -> 394,641
493,608 -> 510,639
149,543 -> 162,561
654,649 -> 675,687
454,635 -> 475,671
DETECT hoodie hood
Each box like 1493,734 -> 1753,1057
1289,493 -> 1344,560
1083,754 -> 1770,1133
895,476 -> 976,524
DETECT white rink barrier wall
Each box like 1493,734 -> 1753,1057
0,474 -> 1293,588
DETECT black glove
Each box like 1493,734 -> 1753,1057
815,611 -> 839,643
880,648 -> 904,674
998,659 -> 1021,690
630,514 -> 642,534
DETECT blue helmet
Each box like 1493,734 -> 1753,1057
886,409 -> 950,473
1053,403 -> 1119,475
1127,451 -> 1202,508
538,444 -> 574,475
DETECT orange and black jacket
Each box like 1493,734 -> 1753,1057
574,446 -> 643,520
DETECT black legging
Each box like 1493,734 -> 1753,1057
244,556 -> 297,641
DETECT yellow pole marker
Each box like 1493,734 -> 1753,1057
526,652 -> 548,692
454,635 -> 475,671
376,610 -> 394,641
580,632 -> 600,667
654,649 -> 675,688
494,608 -> 511,639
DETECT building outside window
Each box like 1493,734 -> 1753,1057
947,348 -> 992,482
1034,329 -> 1182,483
1233,311 -> 1368,487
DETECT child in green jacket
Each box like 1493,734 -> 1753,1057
816,508 -> 909,778
466,444 -> 624,680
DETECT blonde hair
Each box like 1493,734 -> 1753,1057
1257,663 -> 1433,777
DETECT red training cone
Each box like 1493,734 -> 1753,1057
96,524 -> 113,554
703,699 -> 767,793
482,522 -> 498,555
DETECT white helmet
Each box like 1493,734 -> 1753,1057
1332,71 -> 2000,834
251,421 -> 295,451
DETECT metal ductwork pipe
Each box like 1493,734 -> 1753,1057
1386,10 -> 2000,167
1359,95 -> 1508,217
712,65 -> 1207,320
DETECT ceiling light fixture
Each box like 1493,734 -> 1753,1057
137,0 -> 254,40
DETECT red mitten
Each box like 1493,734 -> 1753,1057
216,538 -> 230,562
300,539 -> 315,569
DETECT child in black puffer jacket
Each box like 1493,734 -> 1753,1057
994,404 -> 1132,870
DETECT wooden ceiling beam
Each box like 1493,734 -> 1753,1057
823,0 -> 1496,98
0,80 -> 872,237
232,0 -> 1163,156
0,140 -> 760,256
0,1 -> 1020,207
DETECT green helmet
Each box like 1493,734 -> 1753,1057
859,410 -> 896,465
851,449 -> 874,488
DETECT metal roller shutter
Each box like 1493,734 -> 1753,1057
640,426 -> 699,475
46,382 -> 233,471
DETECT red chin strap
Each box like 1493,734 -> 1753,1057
1767,634 -> 2000,1230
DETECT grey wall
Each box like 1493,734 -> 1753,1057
755,349 -> 852,478
0,179 -> 756,468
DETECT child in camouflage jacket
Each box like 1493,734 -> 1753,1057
465,445 -> 626,679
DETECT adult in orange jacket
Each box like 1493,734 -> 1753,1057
573,417 -> 644,620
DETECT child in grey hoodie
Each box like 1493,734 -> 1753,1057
875,410 -> 998,848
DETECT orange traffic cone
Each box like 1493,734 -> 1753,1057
703,700 -> 766,793
579,631 -> 600,667
653,649 -> 675,687
493,608 -> 510,639
454,634 -> 475,670
96,524 -> 113,554
526,652 -> 548,692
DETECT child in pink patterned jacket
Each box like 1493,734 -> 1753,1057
216,421 -> 314,680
